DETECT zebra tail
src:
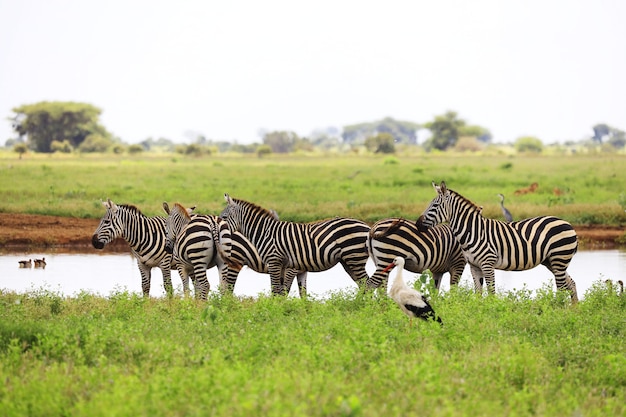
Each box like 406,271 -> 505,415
211,221 -> 241,269
371,218 -> 406,239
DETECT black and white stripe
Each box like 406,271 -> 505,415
92,199 -> 175,297
164,203 -> 308,297
366,218 -> 466,291
416,182 -> 579,302
220,194 -> 371,294
163,202 -> 232,300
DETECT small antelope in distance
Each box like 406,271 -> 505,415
514,182 -> 538,196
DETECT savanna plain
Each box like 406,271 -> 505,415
1,152 -> 625,416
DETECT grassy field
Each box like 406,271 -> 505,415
1,151 -> 625,416
0,151 -> 625,226
0,283 -> 624,416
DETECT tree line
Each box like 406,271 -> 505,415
5,101 -> 625,157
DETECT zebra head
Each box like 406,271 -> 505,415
220,194 -> 242,233
220,194 -> 280,234
416,181 -> 451,232
162,202 -> 195,254
92,199 -> 125,249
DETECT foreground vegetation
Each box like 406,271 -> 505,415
0,282 -> 624,416
1,152 -> 625,228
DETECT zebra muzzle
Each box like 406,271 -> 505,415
91,234 -> 105,249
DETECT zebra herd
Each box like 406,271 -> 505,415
91,181 -> 580,318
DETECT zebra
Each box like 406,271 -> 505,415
227,231 -> 309,298
366,218 -> 466,291
92,199 -> 177,297
416,181 -> 579,302
164,202 -> 309,297
163,202 -> 233,300
219,194 -> 371,294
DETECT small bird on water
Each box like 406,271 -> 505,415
383,256 -> 443,326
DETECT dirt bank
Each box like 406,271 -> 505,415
0,213 -> 624,251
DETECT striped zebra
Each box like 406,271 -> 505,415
164,202 -> 308,297
366,218 -> 466,291
163,202 -> 233,299
92,199 -> 176,297
219,194 -> 371,294
416,182 -> 579,302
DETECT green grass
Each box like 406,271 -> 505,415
0,283 -> 624,416
1,152 -> 625,227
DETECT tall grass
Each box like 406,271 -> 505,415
1,152 -> 625,225
0,282 -> 624,416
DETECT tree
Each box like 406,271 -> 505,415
423,111 -> 467,151
13,143 -> 28,159
262,131 -> 300,153
459,125 -> 492,144
592,123 -> 610,144
10,101 -> 113,153
342,117 -> 420,145
364,133 -> 396,154
514,136 -> 543,153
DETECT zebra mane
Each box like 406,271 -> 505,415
118,204 -> 145,216
173,203 -> 191,220
448,188 -> 483,213
233,197 -> 277,219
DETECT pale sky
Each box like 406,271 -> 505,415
1,0 -> 625,145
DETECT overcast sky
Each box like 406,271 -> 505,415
1,0 -> 625,145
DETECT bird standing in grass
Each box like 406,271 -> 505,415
382,256 -> 442,326
497,193 -> 513,223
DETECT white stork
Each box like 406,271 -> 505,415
383,256 -> 443,326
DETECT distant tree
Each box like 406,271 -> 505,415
128,144 -> 144,155
263,131 -> 300,153
364,133 -> 396,154
257,144 -> 272,157
592,123 -> 610,144
454,136 -> 483,152
459,125 -> 492,143
78,134 -> 111,153
607,128 -> 625,149
50,140 -> 73,153
342,117 -> 420,145
10,101 -> 113,153
423,111 -> 467,151
13,143 -> 28,159
514,136 -> 543,153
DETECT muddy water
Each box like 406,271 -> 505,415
1,250 -> 624,299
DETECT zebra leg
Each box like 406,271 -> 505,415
160,255 -> 174,297
366,268 -> 387,290
469,264 -> 484,294
282,269 -> 297,295
267,262 -> 286,295
176,264 -> 190,297
483,266 -> 496,295
339,260 -> 369,289
192,265 -> 210,300
554,270 -> 579,303
432,272 -> 444,290
296,272 -> 308,298
137,262 -> 152,297
221,264 -> 241,294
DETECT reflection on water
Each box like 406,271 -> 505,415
1,249 -> 624,299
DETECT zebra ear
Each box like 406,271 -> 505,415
224,193 -> 233,204
163,202 -> 170,215
440,181 -> 447,194
105,198 -> 118,211
187,206 -> 196,215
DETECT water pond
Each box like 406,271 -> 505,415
1,249 -> 624,299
